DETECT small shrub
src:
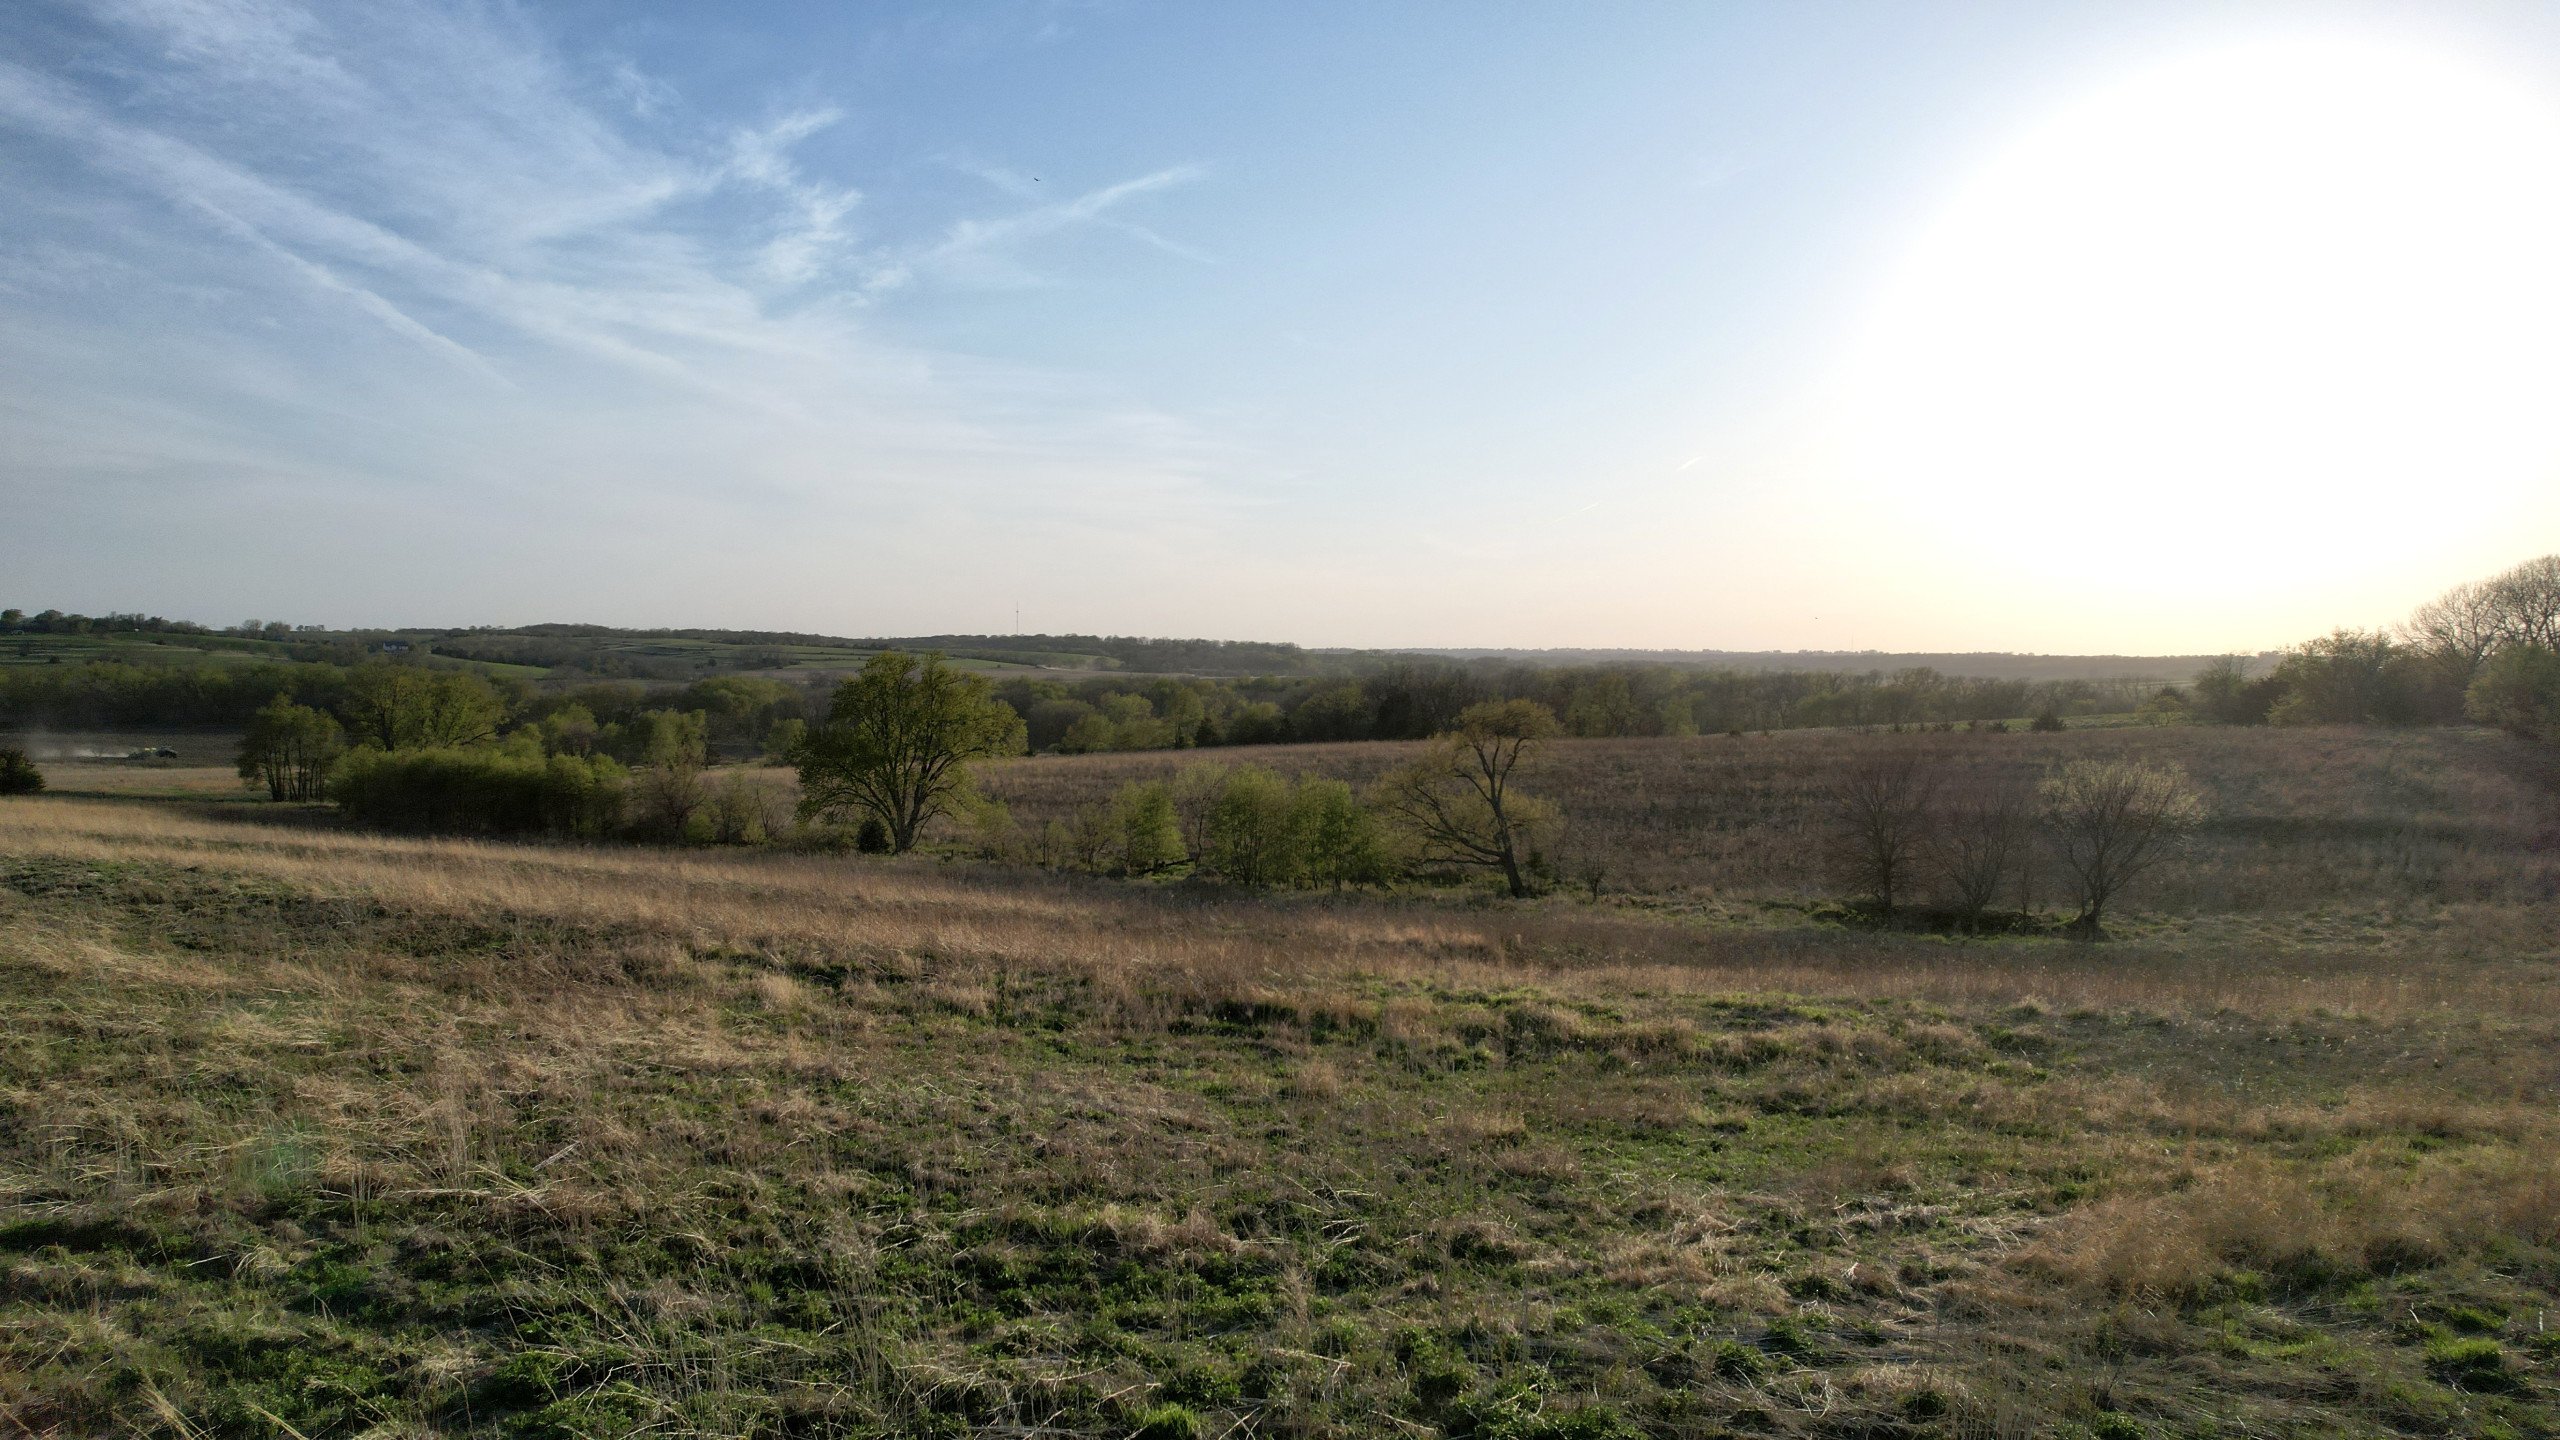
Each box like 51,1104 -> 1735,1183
2467,643 -> 2560,742
854,816 -> 892,854
2424,1336 -> 2516,1392
1128,1402 -> 1205,1440
1710,1339 -> 1768,1380
0,747 -> 43,795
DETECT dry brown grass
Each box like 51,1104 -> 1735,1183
2024,1148 -> 2560,1303
7,794 -> 2553,1030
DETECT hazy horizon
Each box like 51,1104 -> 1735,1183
8,1 -> 2559,652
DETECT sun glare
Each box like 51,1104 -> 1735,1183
1836,34 -> 2560,626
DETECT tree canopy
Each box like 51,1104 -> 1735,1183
794,652 -> 1026,854
1370,699 -> 1560,898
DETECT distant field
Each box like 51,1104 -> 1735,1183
4,717 -> 2557,1437
978,725 -> 2560,924
444,636 -> 1074,679
0,634 -> 289,667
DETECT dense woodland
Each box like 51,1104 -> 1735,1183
0,649 -> 2180,747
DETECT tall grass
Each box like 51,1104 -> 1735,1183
4,722 -> 2558,1436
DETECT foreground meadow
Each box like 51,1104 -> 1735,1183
4,725 -> 2558,1438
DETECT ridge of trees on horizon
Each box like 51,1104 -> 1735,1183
6,554 -> 2551,929
8,554 -> 2558,759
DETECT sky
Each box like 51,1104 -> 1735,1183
6,0 -> 2560,652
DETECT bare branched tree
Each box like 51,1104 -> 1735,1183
1928,772 -> 2034,927
2040,759 -> 2206,936
2485,555 -> 2560,651
1827,744 -> 1939,915
2403,579 -> 2507,692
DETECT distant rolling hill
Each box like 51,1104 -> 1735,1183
4,618 -> 2260,686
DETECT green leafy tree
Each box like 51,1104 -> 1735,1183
762,716 -> 806,764
638,709 -> 709,769
1562,673 -> 1640,737
1290,683 -> 1371,742
675,675 -> 797,754
1100,692 -> 1175,750
1109,780 -> 1187,875
795,651 -> 1026,854
2039,759 -> 2206,936
2466,643 -> 2560,742
1205,765 -> 1304,885
1057,711 -> 1118,754
1170,761 -> 1230,860
1145,680 -> 1211,746
1222,701 -> 1288,746
1023,697 -> 1098,752
1370,699 -> 1560,898
535,703 -> 600,756
629,710 -> 710,840
1291,778 -> 1392,890
340,662 -> 506,750
236,696 -> 345,801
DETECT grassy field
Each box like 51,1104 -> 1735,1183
0,630 -> 1085,684
4,726 -> 2558,1438
0,635 -> 291,669
980,727 -> 2560,923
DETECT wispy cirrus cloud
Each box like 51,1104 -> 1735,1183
920,163 -> 1214,286
723,107 -> 866,287
0,0 -> 1242,629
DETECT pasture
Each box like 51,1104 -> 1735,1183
2,724 -> 2557,1437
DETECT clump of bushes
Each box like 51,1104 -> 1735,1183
0,746 -> 43,795
2466,643 -> 2560,742
330,740 -> 628,838
1047,765 -> 1396,888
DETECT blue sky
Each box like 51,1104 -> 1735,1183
7,1 -> 2559,649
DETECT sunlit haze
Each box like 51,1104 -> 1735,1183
6,2 -> 2557,651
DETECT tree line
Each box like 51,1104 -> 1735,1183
4,645 -> 2161,751
796,657 -> 1565,897
2162,554 -> 2560,738
986,665 -> 2160,754
223,666 -> 812,842
799,654 -> 2208,930
0,641 -> 2230,932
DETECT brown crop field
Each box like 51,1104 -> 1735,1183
978,726 -> 2560,917
4,723 -> 2559,1437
